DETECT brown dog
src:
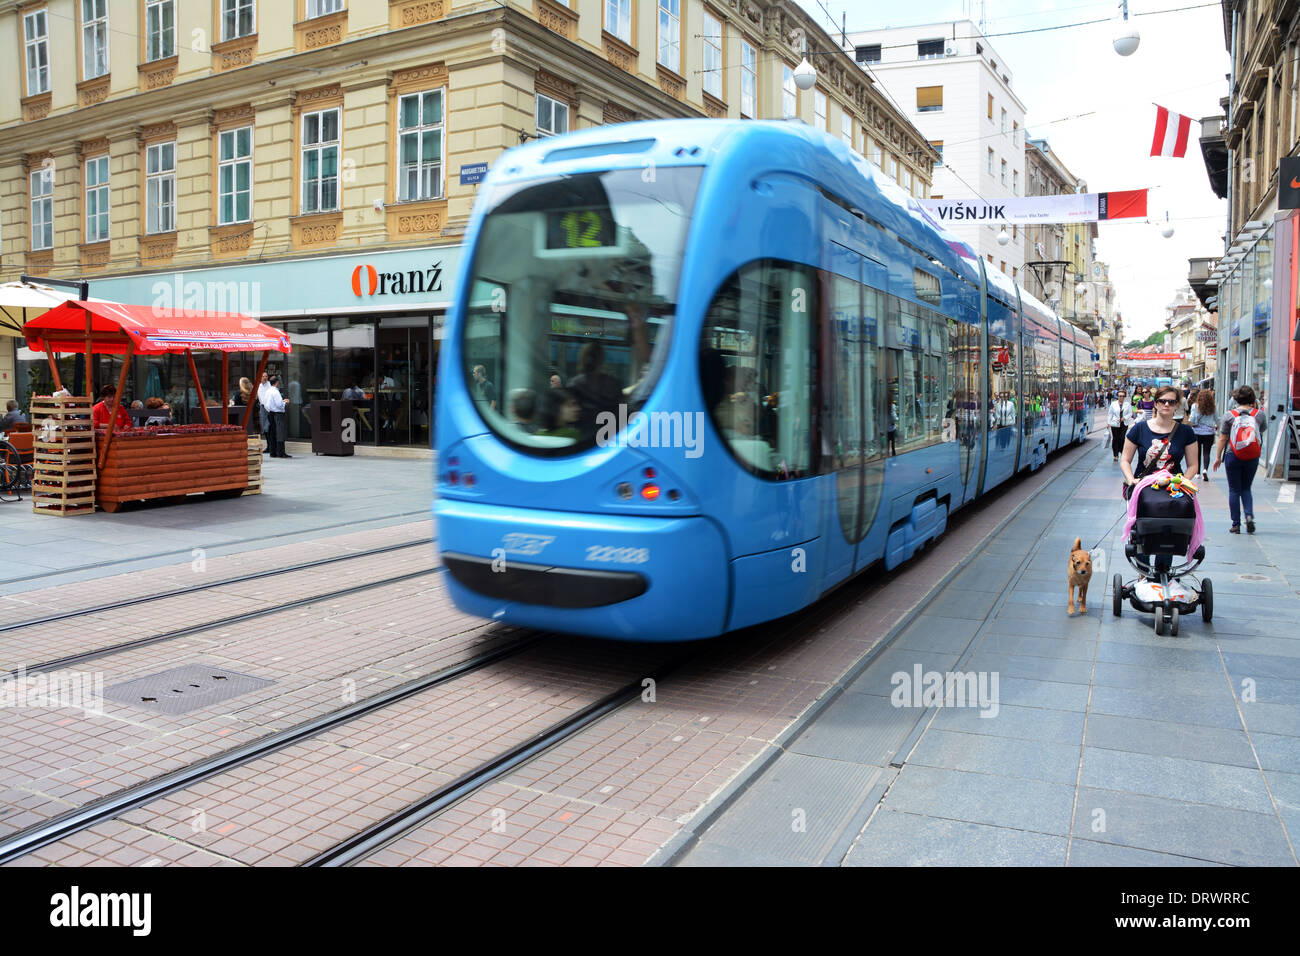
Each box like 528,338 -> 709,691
1068,537 -> 1093,615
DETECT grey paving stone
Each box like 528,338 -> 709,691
1264,770 -> 1300,846
677,841 -> 803,868
1094,642 -> 1225,672
930,700 -> 1086,746
948,563 -> 1018,592
895,617 -> 983,654
1237,701 -> 1300,737
1083,713 -> 1257,768
847,648 -> 961,697
1073,787 -> 1294,865
788,692 -> 923,767
1080,747 -> 1273,815
976,632 -> 1096,661
691,752 -> 885,865
1090,661 -> 1230,698
992,675 -> 1091,712
905,728 -> 1080,784
924,589 -> 999,621
1087,685 -> 1243,730
966,650 -> 1095,686
1250,732 -> 1300,773
1222,652 -> 1300,682
1067,839 -> 1224,867
844,809 -> 1068,866
882,764 -> 1076,835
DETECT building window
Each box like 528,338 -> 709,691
81,0 -> 109,80
1000,158 -> 1006,185
987,148 -> 994,174
1000,260 -> 1006,273
886,154 -> 898,179
1012,266 -> 1018,280
535,92 -> 569,138
841,113 -> 852,148
302,108 -> 340,214
85,154 -> 109,243
987,93 -> 993,119
815,90 -> 827,130
218,126 -> 253,224
307,0 -> 343,15
904,168 -> 913,192
986,254 -> 993,264
221,0 -> 256,41
930,139 -> 943,164
24,9 -> 50,95
1012,170 -> 1019,195
1012,120 -> 1019,146
397,89 -> 444,201
782,65 -> 797,119
146,142 -> 176,234
740,40 -> 756,117
145,0 -> 175,61
1012,225 -> 1017,239
605,0 -> 632,45
1001,108 -> 1007,133
916,85 -> 943,112
702,12 -> 722,99
917,38 -> 944,59
657,0 -> 679,72
30,168 -> 53,251
855,43 -> 881,64
870,141 -> 883,168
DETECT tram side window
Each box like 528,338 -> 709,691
989,332 -> 1017,428
885,296 -> 946,450
699,260 -> 817,480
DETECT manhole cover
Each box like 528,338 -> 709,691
103,665 -> 273,715
1237,574 -> 1270,582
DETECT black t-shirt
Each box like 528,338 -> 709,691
1126,420 -> 1198,479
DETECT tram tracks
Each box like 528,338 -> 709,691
1,539 -> 441,678
0,634 -> 681,868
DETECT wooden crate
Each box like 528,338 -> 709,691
244,437 -> 263,495
30,398 -> 96,516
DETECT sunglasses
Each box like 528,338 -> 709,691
1155,398 -> 1178,405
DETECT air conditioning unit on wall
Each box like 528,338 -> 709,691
944,43 -> 958,57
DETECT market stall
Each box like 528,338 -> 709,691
23,302 -> 290,513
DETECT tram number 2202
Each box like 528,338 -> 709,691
585,545 -> 650,564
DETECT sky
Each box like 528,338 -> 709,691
794,0 -> 1232,341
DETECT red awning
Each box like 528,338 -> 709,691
23,301 -> 291,355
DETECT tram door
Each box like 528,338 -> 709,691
821,245 -> 884,589
949,314 -> 982,505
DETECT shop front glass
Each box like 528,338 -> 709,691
283,319 -> 330,441
1251,230 -> 1272,405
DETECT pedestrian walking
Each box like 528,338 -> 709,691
1121,385 -> 1199,575
1212,385 -> 1266,534
262,374 -> 291,458
1186,388 -> 1217,480
1107,389 -> 1134,461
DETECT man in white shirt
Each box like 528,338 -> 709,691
262,374 -> 291,458
256,372 -> 272,444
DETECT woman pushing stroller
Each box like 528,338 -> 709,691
1120,384 -> 1200,576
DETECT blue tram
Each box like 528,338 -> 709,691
434,120 -> 1094,641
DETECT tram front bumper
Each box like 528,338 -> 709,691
434,498 -> 730,641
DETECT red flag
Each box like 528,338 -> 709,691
1150,105 -> 1194,158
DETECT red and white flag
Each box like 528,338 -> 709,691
1150,105 -> 1195,158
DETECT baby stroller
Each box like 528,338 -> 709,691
1112,472 -> 1213,636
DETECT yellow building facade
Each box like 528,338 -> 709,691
0,0 -> 936,444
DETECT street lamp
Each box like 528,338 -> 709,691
997,227 -> 1011,246
793,57 -> 817,91
1113,1 -> 1140,57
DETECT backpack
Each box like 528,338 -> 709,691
1229,409 -> 1261,460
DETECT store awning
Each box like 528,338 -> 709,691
23,301 -> 291,355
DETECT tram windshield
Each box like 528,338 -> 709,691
462,167 -> 702,454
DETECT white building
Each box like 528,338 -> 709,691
847,20 -> 1027,279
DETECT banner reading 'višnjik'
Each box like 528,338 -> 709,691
918,189 -> 1148,226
